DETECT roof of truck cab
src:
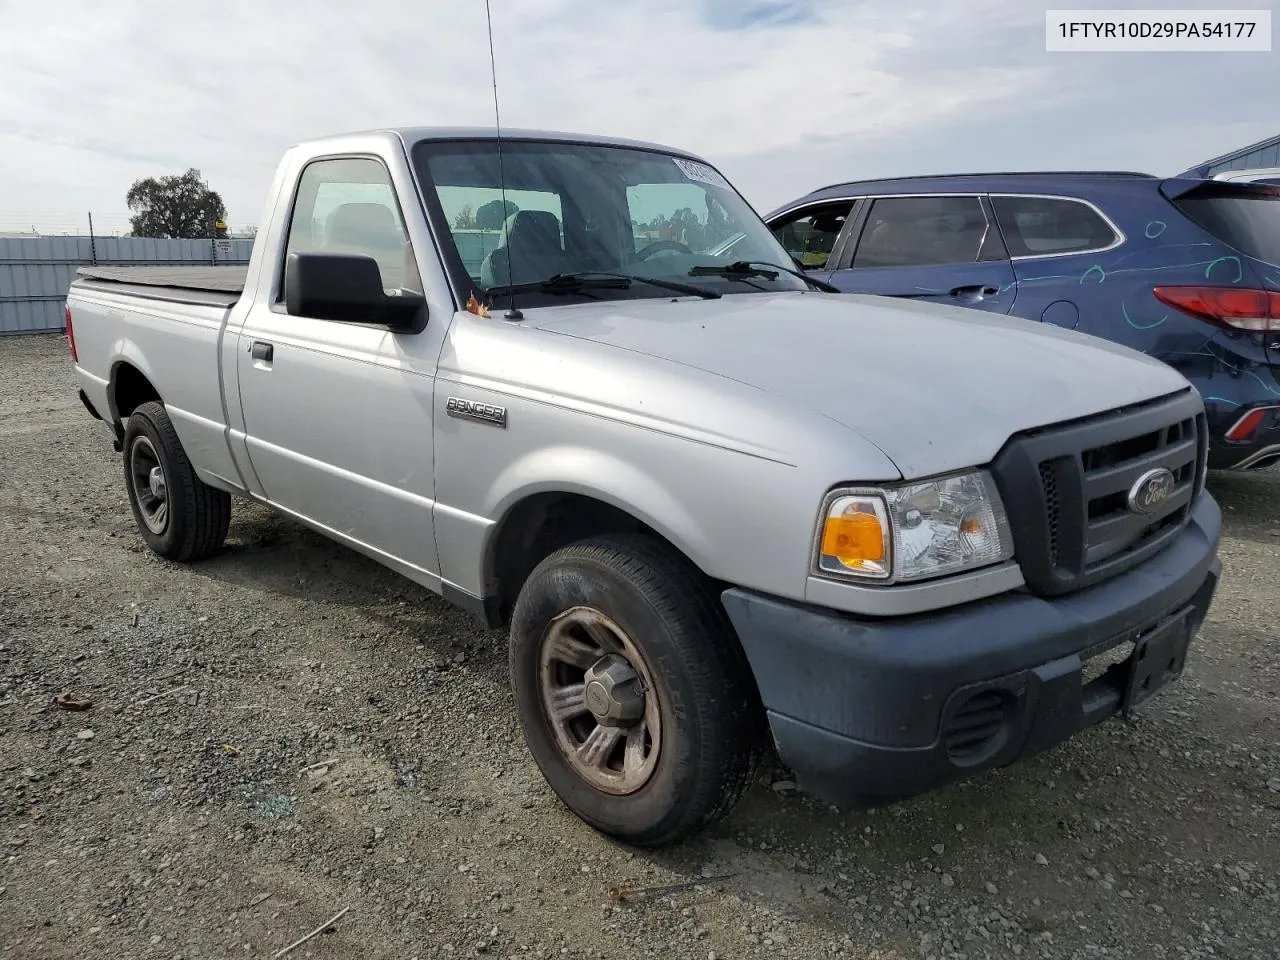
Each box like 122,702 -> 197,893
298,126 -> 709,163
769,170 -> 1161,216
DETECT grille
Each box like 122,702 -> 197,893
991,391 -> 1206,597
943,690 -> 1008,763
1078,415 -> 1197,571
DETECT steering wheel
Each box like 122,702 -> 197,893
634,240 -> 693,260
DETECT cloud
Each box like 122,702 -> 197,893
0,0 -> 1273,233
698,0 -> 819,31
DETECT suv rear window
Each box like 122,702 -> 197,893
990,196 -> 1118,257
1173,185 -> 1280,266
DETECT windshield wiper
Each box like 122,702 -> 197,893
485,271 -> 720,300
689,260 -> 840,293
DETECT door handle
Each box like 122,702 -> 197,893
950,285 -> 999,299
250,341 -> 274,362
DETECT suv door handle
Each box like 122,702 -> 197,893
250,341 -> 274,362
950,284 -> 998,299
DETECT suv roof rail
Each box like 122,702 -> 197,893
808,170 -> 1157,194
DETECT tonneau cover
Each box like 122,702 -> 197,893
76,265 -> 248,294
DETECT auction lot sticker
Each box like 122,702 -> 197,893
673,157 -> 731,189
1046,9 -> 1271,51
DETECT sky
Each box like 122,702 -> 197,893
0,0 -> 1275,235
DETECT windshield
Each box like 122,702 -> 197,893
412,138 -> 808,304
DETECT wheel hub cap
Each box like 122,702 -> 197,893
582,654 -> 645,726
129,435 -> 170,535
148,466 -> 167,501
537,606 -> 662,796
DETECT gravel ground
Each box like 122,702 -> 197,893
2,332 -> 1278,960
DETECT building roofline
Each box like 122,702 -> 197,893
1197,132 -> 1280,169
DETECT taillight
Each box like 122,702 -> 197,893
1225,406 -> 1277,442
1153,286 -> 1280,332
65,304 -> 78,363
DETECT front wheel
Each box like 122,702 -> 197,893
509,534 -> 761,846
123,401 -> 230,562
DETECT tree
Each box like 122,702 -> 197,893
453,204 -> 477,230
475,198 -> 519,230
126,168 -> 227,239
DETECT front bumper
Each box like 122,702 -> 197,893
722,493 -> 1222,808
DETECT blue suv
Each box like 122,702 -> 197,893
762,173 -> 1280,470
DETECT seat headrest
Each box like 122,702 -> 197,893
326,203 -> 402,250
503,210 -> 563,251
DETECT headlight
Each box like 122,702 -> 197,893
815,471 -> 1014,583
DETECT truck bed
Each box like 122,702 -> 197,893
75,265 -> 248,306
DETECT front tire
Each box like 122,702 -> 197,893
509,534 -> 761,846
122,401 -> 230,562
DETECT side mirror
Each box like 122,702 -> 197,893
284,252 -> 426,332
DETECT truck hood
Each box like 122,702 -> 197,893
530,291 -> 1191,478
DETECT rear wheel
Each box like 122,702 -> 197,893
123,401 -> 230,562
509,534 -> 761,846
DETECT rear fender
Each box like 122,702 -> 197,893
106,340 -> 161,423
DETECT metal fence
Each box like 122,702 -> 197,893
0,236 -> 254,335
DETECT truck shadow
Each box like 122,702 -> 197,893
188,500 -> 510,677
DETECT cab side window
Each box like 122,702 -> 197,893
769,203 -> 853,269
283,158 -> 421,298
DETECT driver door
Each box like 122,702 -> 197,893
234,156 -> 443,579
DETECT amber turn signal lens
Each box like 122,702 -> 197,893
822,512 -> 885,564
819,497 -> 889,576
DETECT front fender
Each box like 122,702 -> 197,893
434,442 -> 718,602
491,444 -> 714,573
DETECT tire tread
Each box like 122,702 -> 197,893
126,402 -> 230,562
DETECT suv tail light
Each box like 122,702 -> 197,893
1225,406 -> 1278,442
1153,285 -> 1280,332
65,304 -> 78,362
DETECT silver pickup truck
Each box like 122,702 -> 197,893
66,126 -> 1222,847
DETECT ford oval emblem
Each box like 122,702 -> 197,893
1126,467 -> 1175,515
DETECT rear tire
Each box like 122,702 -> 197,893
509,533 -> 761,846
122,401 -> 230,562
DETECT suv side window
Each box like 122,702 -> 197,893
990,195 -> 1118,257
769,203 -> 853,269
852,196 -> 995,268
283,157 -> 420,297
